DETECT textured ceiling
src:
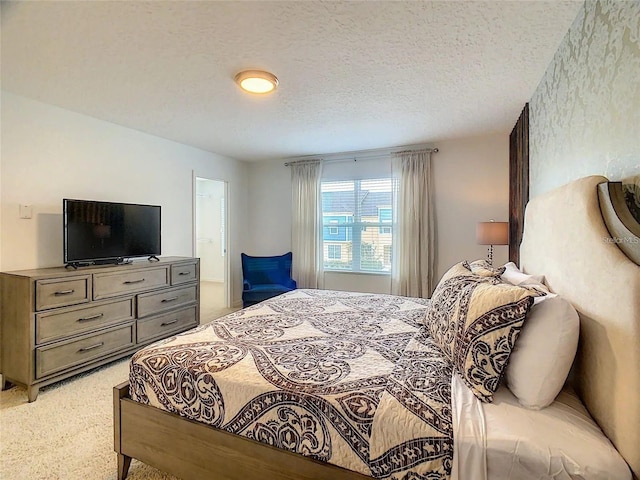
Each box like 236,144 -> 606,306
1,1 -> 581,161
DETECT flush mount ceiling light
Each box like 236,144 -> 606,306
234,70 -> 279,94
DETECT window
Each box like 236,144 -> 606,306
321,179 -> 393,273
383,245 -> 392,265
378,207 -> 392,234
327,244 -> 342,259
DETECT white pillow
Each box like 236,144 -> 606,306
501,261 -> 546,286
504,295 -> 579,409
501,262 -> 556,305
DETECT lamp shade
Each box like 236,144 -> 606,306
476,221 -> 509,245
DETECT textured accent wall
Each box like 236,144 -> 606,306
530,0 -> 640,198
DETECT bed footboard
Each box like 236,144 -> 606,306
113,381 -> 372,480
113,382 -> 133,480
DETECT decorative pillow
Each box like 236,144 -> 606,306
425,261 -> 539,402
464,259 -> 506,277
423,262 -> 479,359
504,295 -> 579,409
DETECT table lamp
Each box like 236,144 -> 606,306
476,221 -> 509,265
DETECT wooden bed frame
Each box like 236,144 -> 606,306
113,382 -> 372,480
114,175 -> 639,480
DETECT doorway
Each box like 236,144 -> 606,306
194,177 -> 230,320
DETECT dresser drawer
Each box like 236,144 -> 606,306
35,275 -> 91,311
171,262 -> 198,285
35,297 -> 135,344
93,267 -> 169,300
137,285 -> 197,318
35,323 -> 135,378
137,306 -> 197,344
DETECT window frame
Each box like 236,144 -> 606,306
327,244 -> 342,259
321,179 -> 393,274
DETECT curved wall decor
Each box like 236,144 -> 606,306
622,176 -> 640,225
598,177 -> 640,265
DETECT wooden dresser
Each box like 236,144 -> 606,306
0,256 -> 199,402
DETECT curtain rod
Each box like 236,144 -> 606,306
284,147 -> 439,167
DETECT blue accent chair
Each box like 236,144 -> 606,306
241,252 -> 297,308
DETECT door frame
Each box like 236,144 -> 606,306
192,172 -> 230,309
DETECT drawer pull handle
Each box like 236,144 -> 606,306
78,313 -> 104,322
54,289 -> 75,296
161,296 -> 179,303
123,278 -> 145,285
78,342 -> 104,353
161,319 -> 178,327
178,272 -> 190,276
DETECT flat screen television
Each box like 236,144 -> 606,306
63,199 -> 161,267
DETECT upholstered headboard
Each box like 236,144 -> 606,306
520,175 -> 640,477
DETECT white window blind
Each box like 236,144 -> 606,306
321,178 -> 393,273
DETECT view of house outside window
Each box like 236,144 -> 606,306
321,178 -> 393,273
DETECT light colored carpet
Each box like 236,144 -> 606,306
0,284 -> 239,480
199,280 -> 238,320
0,358 -> 176,480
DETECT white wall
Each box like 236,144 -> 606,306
1,94 -> 508,302
247,132 -> 509,293
433,133 -> 509,278
1,92 -> 249,306
246,159 -> 292,256
323,271 -> 391,294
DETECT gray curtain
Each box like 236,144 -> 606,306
290,160 -> 323,288
391,150 -> 435,297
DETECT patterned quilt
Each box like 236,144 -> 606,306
130,289 -> 453,479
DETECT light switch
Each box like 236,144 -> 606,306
19,204 -> 33,219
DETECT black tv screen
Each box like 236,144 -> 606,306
63,199 -> 161,264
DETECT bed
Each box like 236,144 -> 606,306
113,175 -> 639,480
